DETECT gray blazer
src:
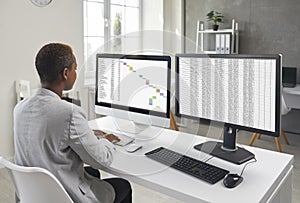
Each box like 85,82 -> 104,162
14,88 -> 116,203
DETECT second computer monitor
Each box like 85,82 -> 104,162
176,54 -> 282,164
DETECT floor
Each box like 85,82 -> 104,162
1,118 -> 299,203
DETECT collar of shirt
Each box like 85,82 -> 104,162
36,88 -> 61,100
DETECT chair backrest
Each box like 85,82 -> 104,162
0,157 -> 73,203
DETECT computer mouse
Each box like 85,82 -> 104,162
125,143 -> 143,153
223,173 -> 243,188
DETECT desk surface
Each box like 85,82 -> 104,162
89,116 -> 294,203
283,84 -> 300,109
283,84 -> 300,95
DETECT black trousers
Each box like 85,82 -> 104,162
84,167 -> 132,203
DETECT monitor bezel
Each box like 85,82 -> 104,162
175,53 -> 281,137
95,53 -> 171,120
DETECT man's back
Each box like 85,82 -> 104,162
14,88 -> 73,167
14,88 -> 116,202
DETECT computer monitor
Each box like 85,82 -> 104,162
175,54 -> 282,164
282,67 -> 297,88
95,54 -> 171,134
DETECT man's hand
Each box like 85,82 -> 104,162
93,130 -> 120,143
93,129 -> 107,138
104,134 -> 121,143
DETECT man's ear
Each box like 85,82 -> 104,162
62,68 -> 69,80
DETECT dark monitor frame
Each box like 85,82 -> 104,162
175,54 -> 282,164
95,53 -> 171,120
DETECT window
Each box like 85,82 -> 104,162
83,0 -> 141,85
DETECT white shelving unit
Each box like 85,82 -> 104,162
196,19 -> 239,54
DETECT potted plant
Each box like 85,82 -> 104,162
207,10 -> 224,31
113,13 -> 122,51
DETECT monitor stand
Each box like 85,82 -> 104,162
113,118 -> 150,134
194,127 -> 255,165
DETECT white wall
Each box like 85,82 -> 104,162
142,0 -> 164,31
0,0 -> 84,158
141,0 -> 184,54
141,0 -> 164,52
163,0 -> 184,54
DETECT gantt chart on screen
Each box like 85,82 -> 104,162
97,58 -> 168,113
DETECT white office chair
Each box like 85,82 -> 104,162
0,156 -> 73,203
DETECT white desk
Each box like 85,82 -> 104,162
89,116 -> 294,203
283,84 -> 300,109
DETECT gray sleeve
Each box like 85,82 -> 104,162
68,106 -> 116,168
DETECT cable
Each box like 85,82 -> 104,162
204,150 -> 257,177
202,143 -> 257,177
204,155 -> 214,163
239,157 -> 257,177
234,139 -> 258,176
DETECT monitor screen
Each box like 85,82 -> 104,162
95,54 -> 171,131
175,54 -> 282,164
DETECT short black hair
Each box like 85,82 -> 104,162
35,43 -> 74,83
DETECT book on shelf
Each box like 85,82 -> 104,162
224,34 -> 231,54
220,34 -> 225,54
215,34 -> 221,53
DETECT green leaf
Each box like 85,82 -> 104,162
206,10 -> 224,25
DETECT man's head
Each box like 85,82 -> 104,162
35,43 -> 77,91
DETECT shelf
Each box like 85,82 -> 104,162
202,51 -> 218,54
197,29 -> 236,34
196,19 -> 239,54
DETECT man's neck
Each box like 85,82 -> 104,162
42,83 -> 64,98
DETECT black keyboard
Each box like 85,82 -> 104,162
145,147 -> 229,184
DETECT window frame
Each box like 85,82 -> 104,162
83,0 -> 142,86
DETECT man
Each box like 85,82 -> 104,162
14,43 -> 132,202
